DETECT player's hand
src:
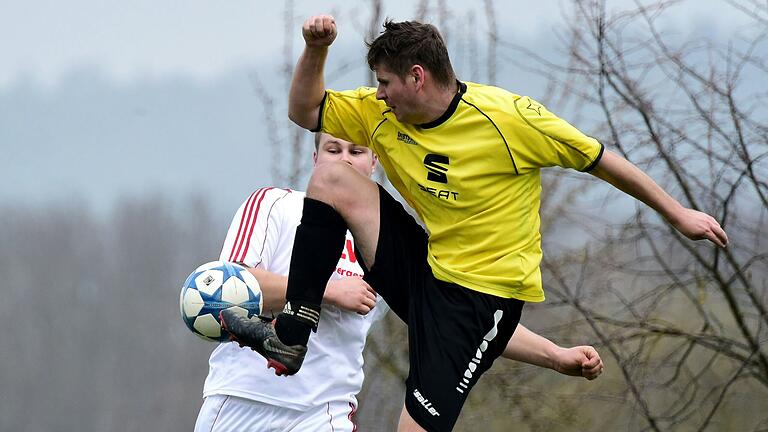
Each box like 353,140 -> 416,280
302,15 -> 337,48
552,345 -> 604,380
670,207 -> 729,248
324,277 -> 377,315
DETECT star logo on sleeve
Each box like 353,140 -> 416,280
526,99 -> 543,116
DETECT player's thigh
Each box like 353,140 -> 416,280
404,278 -> 524,431
359,185 -> 429,323
307,161 -> 381,267
397,405 -> 428,432
286,401 -> 358,432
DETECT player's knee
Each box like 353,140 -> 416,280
307,162 -> 358,200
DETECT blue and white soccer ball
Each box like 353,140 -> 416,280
180,261 -> 263,342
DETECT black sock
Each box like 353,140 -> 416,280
275,301 -> 322,346
275,198 -> 347,346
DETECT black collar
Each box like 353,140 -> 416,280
418,80 -> 467,129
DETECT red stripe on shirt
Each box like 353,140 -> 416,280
234,187 -> 275,264
228,188 -> 267,262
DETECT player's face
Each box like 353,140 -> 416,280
374,65 -> 420,123
313,134 -> 376,178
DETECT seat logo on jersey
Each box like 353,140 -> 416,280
424,154 -> 449,184
397,131 -> 417,145
419,154 -> 458,201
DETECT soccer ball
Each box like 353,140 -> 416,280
180,261 -> 263,342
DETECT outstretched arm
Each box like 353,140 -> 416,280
502,324 -> 604,380
246,266 -> 376,316
288,14 -> 337,130
590,150 -> 728,247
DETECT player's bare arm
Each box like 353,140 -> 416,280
590,150 -> 729,248
324,278 -> 377,315
247,266 -> 376,315
288,14 -> 337,130
501,324 -> 604,380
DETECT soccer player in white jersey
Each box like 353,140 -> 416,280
199,133 -> 604,431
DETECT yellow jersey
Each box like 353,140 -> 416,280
315,81 -> 603,301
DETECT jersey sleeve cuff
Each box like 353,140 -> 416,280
582,143 -> 605,172
309,92 -> 329,133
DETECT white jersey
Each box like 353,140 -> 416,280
202,187 -> 387,410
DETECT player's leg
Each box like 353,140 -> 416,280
402,277 -> 525,431
354,183 -> 430,323
220,161 -> 382,375
397,406 -> 427,432
305,160 -> 382,270
274,161 -> 381,341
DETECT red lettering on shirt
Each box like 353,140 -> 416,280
335,267 -> 362,278
340,239 -> 357,263
345,240 -> 357,263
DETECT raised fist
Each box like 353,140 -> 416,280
302,15 -> 337,47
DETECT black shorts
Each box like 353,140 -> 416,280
359,185 -> 525,432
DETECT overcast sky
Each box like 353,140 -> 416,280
1,0 -> 755,88
1,0 -> 761,220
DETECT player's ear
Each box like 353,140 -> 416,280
312,151 -> 318,165
410,65 -> 424,86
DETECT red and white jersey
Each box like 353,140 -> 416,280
202,188 -> 387,410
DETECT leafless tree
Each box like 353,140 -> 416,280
243,1 -> 767,430
492,1 -> 767,430
250,0 -> 312,189
483,0 -> 498,85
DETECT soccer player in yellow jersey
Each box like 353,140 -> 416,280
221,15 -> 728,432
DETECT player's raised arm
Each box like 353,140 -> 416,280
589,149 -> 729,248
288,14 -> 337,130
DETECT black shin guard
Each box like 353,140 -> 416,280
276,198 -> 347,346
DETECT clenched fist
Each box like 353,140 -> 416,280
302,14 -> 337,47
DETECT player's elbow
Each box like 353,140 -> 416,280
287,109 -> 308,129
288,106 -> 318,131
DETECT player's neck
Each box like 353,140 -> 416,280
417,80 -> 460,125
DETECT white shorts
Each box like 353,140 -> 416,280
194,394 -> 358,432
